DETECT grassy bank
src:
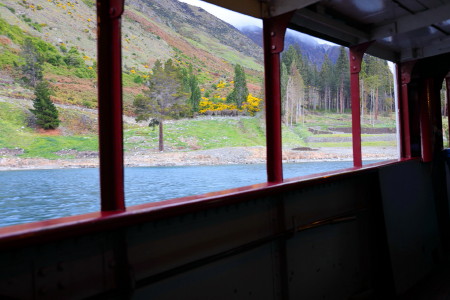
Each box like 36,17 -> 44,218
1,101 -> 399,159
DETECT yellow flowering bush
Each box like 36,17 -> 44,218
198,98 -> 239,114
216,81 -> 226,89
198,94 -> 262,116
241,94 -> 262,116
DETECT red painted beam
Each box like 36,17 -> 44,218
398,61 -> 416,158
97,0 -> 126,211
349,43 -> 372,167
420,78 -> 434,162
0,158 -> 409,250
263,13 -> 292,183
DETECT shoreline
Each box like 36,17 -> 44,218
0,146 -> 398,171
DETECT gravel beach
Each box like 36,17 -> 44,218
0,146 -> 399,171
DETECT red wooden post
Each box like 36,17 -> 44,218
263,13 -> 292,183
97,0 -> 126,211
349,43 -> 371,167
398,61 -> 416,158
420,78 -> 435,162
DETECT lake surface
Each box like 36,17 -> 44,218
0,161 -> 359,227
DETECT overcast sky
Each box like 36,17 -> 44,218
178,0 -> 262,28
177,0 -> 335,45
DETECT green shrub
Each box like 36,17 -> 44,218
0,50 -> 21,67
74,67 -> 96,78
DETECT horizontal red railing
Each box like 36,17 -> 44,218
0,158 -> 409,249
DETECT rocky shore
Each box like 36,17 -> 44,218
0,146 -> 398,171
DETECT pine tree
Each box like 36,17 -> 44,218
319,54 -> 334,111
227,64 -> 248,108
31,81 -> 60,130
188,74 -> 201,112
133,59 -> 189,151
334,46 -> 350,113
182,65 -> 201,113
21,38 -> 43,87
282,45 -> 303,75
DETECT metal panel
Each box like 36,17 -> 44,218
378,160 -> 441,294
283,176 -> 368,227
0,249 -> 34,299
0,234 -> 117,299
133,244 -> 276,300
127,198 -> 274,282
287,221 -> 366,299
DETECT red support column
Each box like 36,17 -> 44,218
420,78 -> 435,162
349,43 -> 371,167
97,0 -> 125,211
398,61 -> 416,158
263,13 -> 292,183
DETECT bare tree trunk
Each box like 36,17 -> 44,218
360,79 -> 364,121
370,89 -> 374,126
159,119 -> 164,151
442,87 -> 447,116
336,89 -> 339,113
289,98 -> 295,127
339,77 -> 344,114
375,87 -> 379,120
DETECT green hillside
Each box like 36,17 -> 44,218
0,101 -> 308,159
0,0 -> 397,162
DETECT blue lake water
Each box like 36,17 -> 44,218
0,161 -> 358,227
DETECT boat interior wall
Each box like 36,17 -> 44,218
2,0 -> 450,298
378,162 -> 440,294
0,160 -> 443,299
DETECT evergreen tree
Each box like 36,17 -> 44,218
188,74 -> 201,112
227,64 -> 248,108
133,59 -> 189,151
319,54 -> 334,111
181,65 -> 201,113
31,81 -> 60,130
180,66 -> 191,92
334,46 -> 350,113
282,44 -> 303,75
21,38 -> 43,87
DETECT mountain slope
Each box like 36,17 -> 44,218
0,0 -> 264,111
239,25 -> 340,67
0,0 -> 263,74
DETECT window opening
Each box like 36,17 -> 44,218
0,0 -> 100,227
281,31 -> 354,178
360,55 -> 399,164
123,0 -> 267,206
442,78 -> 450,148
